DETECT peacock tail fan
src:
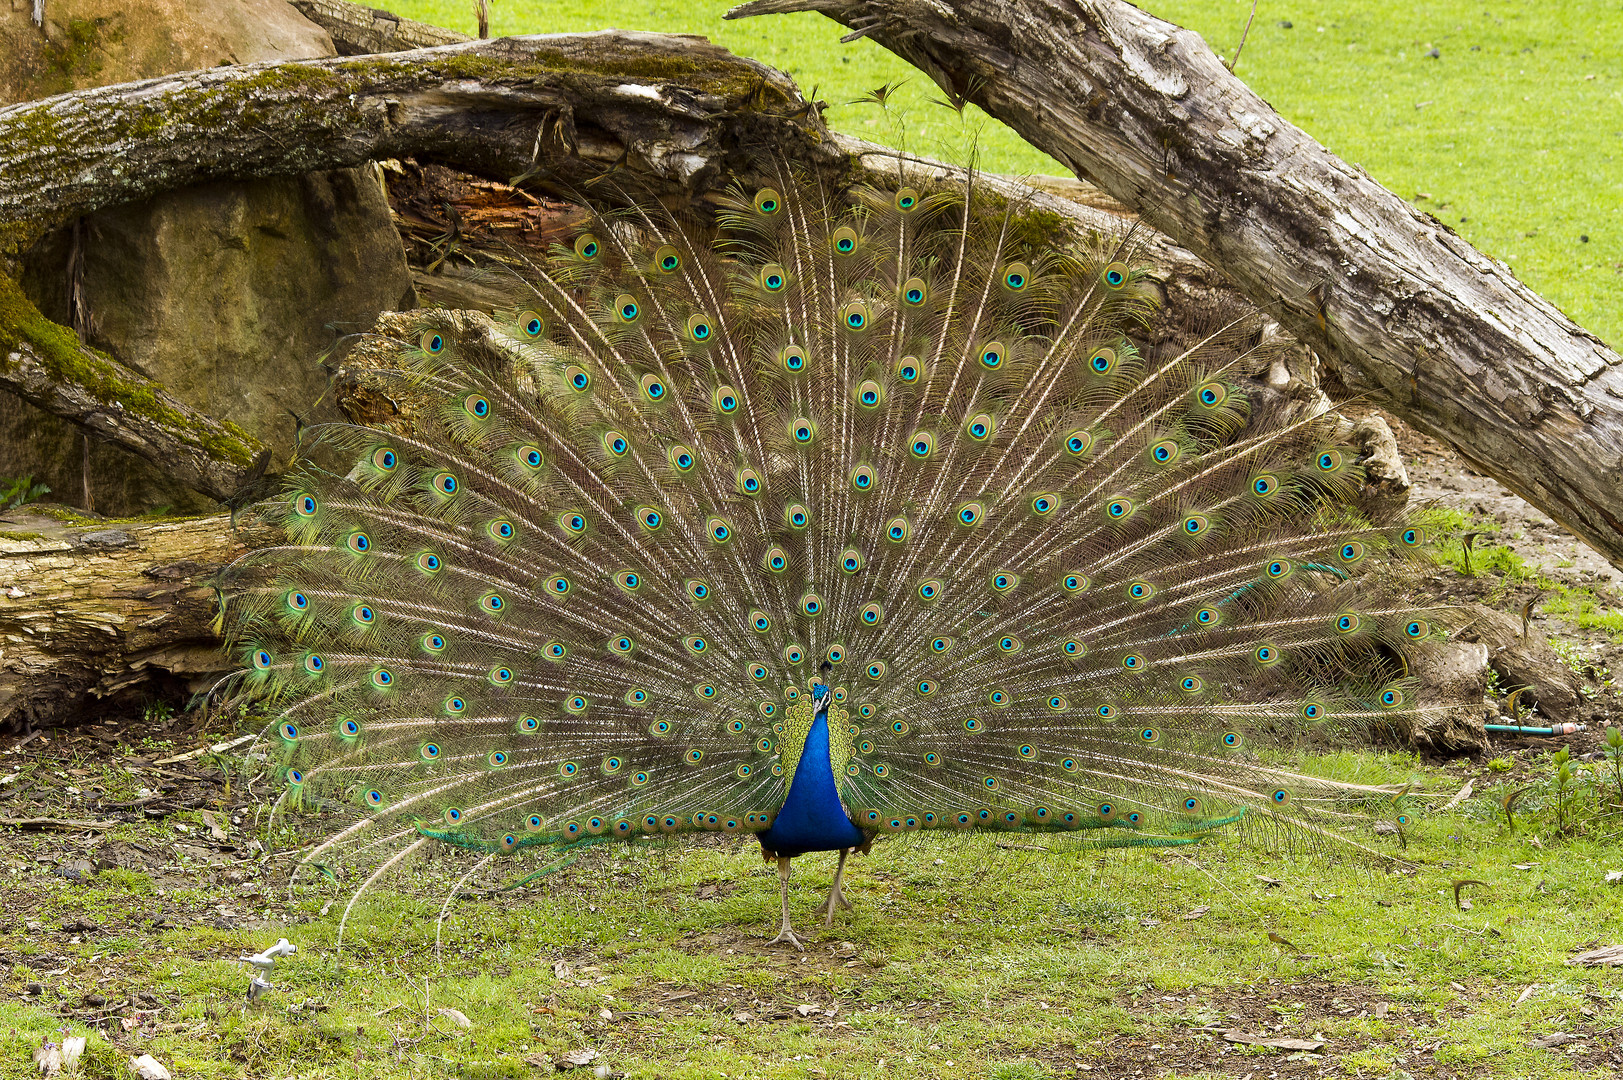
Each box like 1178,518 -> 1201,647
221,155 -> 1446,893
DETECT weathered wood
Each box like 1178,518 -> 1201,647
0,513 -> 247,733
0,33 -> 836,256
288,0 -> 470,55
730,0 -> 1623,570
0,275 -> 269,503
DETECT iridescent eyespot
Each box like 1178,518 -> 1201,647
614,294 -> 641,323
832,226 -> 859,254
1339,541 -> 1367,563
979,341 -> 1005,369
737,467 -> 763,496
1003,262 -> 1029,290
989,690 -> 1009,706
574,233 -> 600,260
1266,559 -> 1293,579
1064,430 -> 1092,456
859,704 -> 876,719
1183,514 -> 1209,535
1103,261 -> 1130,288
782,504 -> 809,530
1335,613 -> 1361,633
849,464 -> 877,492
545,576 -> 569,595
916,579 -> 941,601
1196,381 -> 1227,407
1149,439 -> 1181,465
997,636 -> 1021,653
866,661 -> 887,680
896,357 -> 921,383
895,188 -> 919,212
559,761 -> 580,778
886,516 -> 911,542
1089,348 -> 1116,374
860,602 -> 883,626
463,393 -> 491,419
923,751 -> 940,765
1107,498 -> 1133,519
1127,580 -> 1154,599
713,385 -> 740,414
1121,653 -> 1144,670
1380,687 -> 1405,708
1030,493 -> 1058,516
420,742 -> 442,760
654,245 -> 681,273
800,593 -> 823,617
784,645 -> 805,665
488,519 -> 516,542
789,418 -> 816,444
1194,606 -> 1219,625
444,696 -> 467,715
1400,527 -> 1425,547
347,531 -> 371,554
909,432 -> 935,459
604,431 -> 629,457
963,718 -> 982,732
637,506 -> 663,531
707,516 -> 733,543
431,471 -> 458,496
565,365 -> 591,392
763,547 -> 788,573
1254,645 -> 1280,665
684,636 -> 708,654
1061,639 -> 1084,657
1252,474 -> 1279,497
957,502 -> 984,526
280,722 -> 299,741
650,719 -> 670,736
1096,704 -> 1116,719
1180,676 -> 1203,693
1270,789 -> 1292,806
780,345 -> 809,373
565,695 -> 588,713
669,445 -> 697,473
1221,731 -> 1240,747
371,668 -> 393,687
760,264 -> 787,292
1061,573 -> 1089,593
338,718 -> 360,737
516,445 -> 544,471
292,493 -> 317,517
543,641 -> 566,660
901,276 -> 927,306
640,373 -> 668,401
1046,695 -> 1069,711
840,301 -> 870,332
687,313 -> 714,342
1405,619 -> 1430,638
609,636 -> 634,654
754,188 -> 782,215
965,412 -> 994,441
990,572 -> 1019,593
420,330 -> 445,354
518,310 -> 546,338
1301,702 -> 1325,720
627,688 -> 649,705
365,789 -> 384,806
826,644 -> 846,664
929,637 -> 953,654
840,548 -> 865,573
302,654 -> 325,674
615,570 -> 641,593
1139,727 -> 1159,744
518,714 -> 541,732
285,590 -> 309,612
370,447 -> 398,472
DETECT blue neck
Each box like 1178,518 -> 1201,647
758,708 -> 867,858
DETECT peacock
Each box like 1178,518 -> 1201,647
224,154 -> 1440,950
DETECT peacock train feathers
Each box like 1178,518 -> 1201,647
223,156 -> 1443,947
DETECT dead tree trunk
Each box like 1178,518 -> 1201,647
0,515 -> 247,733
731,0 -> 1623,570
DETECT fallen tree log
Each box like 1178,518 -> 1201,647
0,513 -> 248,733
731,0 -> 1623,570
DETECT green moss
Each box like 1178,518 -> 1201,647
0,274 -> 259,468
37,16 -> 125,96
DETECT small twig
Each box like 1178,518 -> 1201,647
0,817 -> 117,831
1227,0 -> 1260,72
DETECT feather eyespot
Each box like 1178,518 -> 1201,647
840,300 -> 871,332
831,226 -> 859,254
736,467 -> 764,496
988,690 -> 1009,706
1003,262 -> 1030,290
613,294 -> 641,323
780,344 -> 809,373
1127,580 -> 1154,600
517,715 -> 541,733
763,547 -> 789,573
759,263 -> 787,293
754,188 -> 782,215
840,547 -> 865,573
713,385 -> 740,414
826,644 -> 845,664
784,645 -> 805,665
859,602 -> 883,626
420,330 -> 445,354
865,661 -> 887,681
1061,639 -> 1085,657
1196,381 -> 1228,407
788,417 -> 816,445
574,234 -> 600,260
978,341 -> 1006,369
565,365 -> 591,392
908,431 -> 935,459
518,310 -> 546,338
956,501 -> 984,526
1102,261 -> 1130,288
964,412 -> 995,441
901,276 -> 927,306
653,245 -> 681,273
1335,612 -> 1362,633
894,188 -> 919,212
1089,347 -> 1117,374
896,357 -> 921,383
783,504 -> 809,530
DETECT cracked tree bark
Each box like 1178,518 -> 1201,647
729,0 -> 1623,570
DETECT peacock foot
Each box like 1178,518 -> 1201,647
766,926 -> 805,951
818,890 -> 853,926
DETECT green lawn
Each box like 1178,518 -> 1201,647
386,0 -> 1623,347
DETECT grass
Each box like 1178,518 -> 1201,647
3,742 -> 1621,1078
386,0 -> 1623,348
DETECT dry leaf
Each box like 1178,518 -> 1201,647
435,1007 -> 471,1029
554,1048 -> 600,1069
1221,1030 -> 1324,1051
1567,944 -> 1623,967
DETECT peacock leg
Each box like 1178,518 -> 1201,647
819,848 -> 854,926
765,855 -> 804,951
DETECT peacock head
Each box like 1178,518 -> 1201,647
811,682 -> 831,708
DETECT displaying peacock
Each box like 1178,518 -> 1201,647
224,155 -> 1440,949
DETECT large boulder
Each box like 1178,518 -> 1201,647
2,0 -> 413,516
